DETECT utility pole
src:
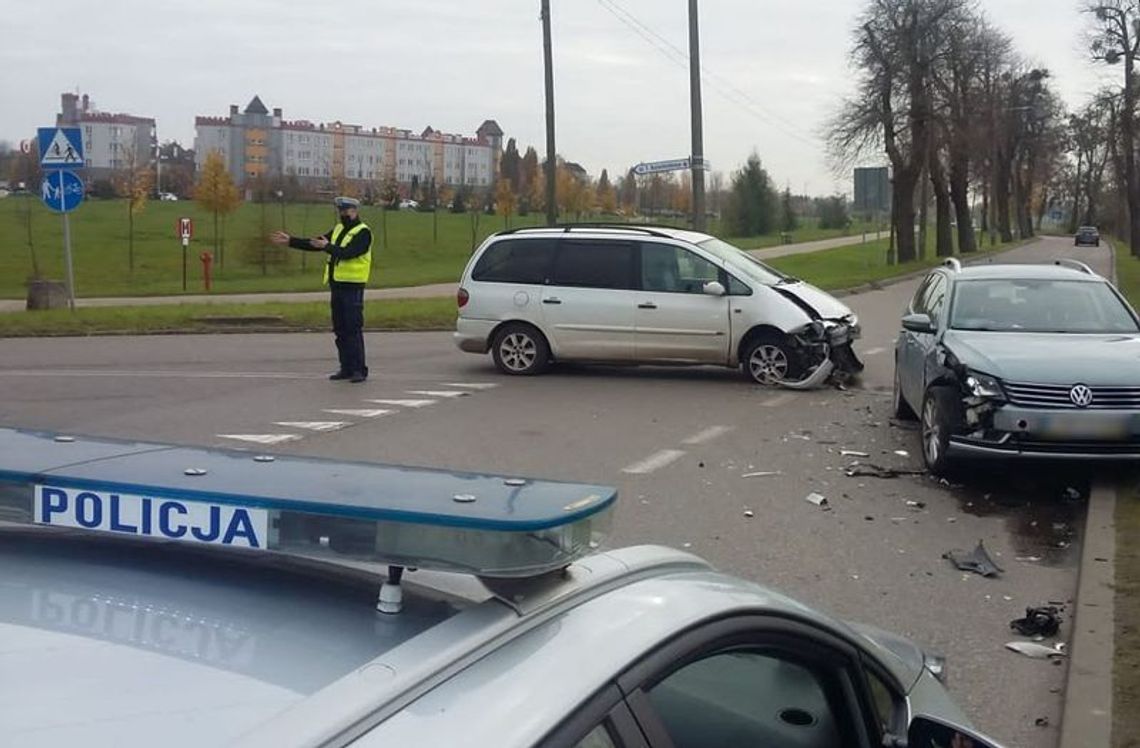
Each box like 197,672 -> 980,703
541,0 -> 557,227
688,0 -> 706,232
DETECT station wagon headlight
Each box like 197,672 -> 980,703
965,371 -> 1005,400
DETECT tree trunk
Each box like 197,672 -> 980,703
894,172 -> 918,263
918,165 -> 930,260
980,184 -> 989,237
1068,155 -> 1084,234
128,209 -> 135,274
1124,58 -> 1140,255
996,158 -> 1013,243
949,152 -> 976,253
930,154 -> 954,257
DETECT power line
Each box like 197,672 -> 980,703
595,0 -> 820,148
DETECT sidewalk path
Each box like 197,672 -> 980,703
0,231 -> 886,312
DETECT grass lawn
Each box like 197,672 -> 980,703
1108,240 -> 1140,747
1,194 -> 873,299
0,297 -> 456,337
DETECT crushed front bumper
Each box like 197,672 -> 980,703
949,404 -> 1140,459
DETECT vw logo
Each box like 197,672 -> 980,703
1069,384 -> 1094,408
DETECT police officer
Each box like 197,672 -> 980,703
271,197 -> 373,382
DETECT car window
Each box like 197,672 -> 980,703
640,243 -> 720,293
645,649 -> 843,748
570,724 -> 619,748
727,273 -> 752,296
550,241 -> 636,290
866,669 -> 901,737
950,279 -> 1140,333
925,275 -> 948,325
471,238 -> 556,284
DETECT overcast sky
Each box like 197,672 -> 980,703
0,0 -> 1113,195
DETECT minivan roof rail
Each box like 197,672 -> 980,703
494,223 -> 684,239
942,257 -> 962,272
1055,259 -> 1095,275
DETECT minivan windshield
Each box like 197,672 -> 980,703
697,238 -> 792,285
950,279 -> 1140,333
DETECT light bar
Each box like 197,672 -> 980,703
0,428 -> 615,578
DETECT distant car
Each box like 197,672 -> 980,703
399,199 -> 419,210
158,192 -> 179,201
893,258 -> 1140,474
1075,225 -> 1100,246
0,427 -> 1006,748
455,225 -> 863,387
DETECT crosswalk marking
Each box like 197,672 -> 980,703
365,399 -> 437,408
443,382 -> 499,390
622,449 -> 687,475
273,421 -> 351,432
216,434 -> 301,445
407,390 -> 470,398
681,425 -> 732,445
323,408 -> 392,418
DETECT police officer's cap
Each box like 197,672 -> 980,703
334,196 -> 361,210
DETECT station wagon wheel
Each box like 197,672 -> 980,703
491,323 -> 550,376
921,386 -> 961,476
742,335 -> 801,386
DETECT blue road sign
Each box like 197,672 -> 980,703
38,127 -> 84,169
41,170 -> 84,213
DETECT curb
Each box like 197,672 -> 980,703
1059,480 -> 1117,748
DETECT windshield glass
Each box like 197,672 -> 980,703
950,279 -> 1140,333
697,237 -> 791,284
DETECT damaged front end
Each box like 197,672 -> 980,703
944,353 -> 1005,441
781,317 -> 865,391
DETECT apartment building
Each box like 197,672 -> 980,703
194,96 -> 503,192
56,93 -> 156,181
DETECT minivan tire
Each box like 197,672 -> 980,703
491,323 -> 551,376
742,334 -> 802,386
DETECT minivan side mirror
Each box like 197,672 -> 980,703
908,716 -> 1006,748
901,312 -> 935,334
703,281 -> 726,297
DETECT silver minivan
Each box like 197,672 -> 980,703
455,225 -> 863,386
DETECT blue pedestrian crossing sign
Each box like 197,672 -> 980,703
38,127 -> 84,169
41,170 -> 85,213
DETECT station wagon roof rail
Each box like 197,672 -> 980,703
494,223 -> 679,238
1054,258 -> 1095,275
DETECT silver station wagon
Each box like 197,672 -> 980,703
455,225 -> 863,388
0,428 -> 1004,748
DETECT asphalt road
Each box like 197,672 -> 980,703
0,235 -> 1113,747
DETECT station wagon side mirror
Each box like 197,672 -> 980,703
901,312 -> 935,334
908,716 -> 1005,748
703,281 -> 726,297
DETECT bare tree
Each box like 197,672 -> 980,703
1086,0 -> 1140,253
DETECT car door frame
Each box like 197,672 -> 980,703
540,684 -> 650,748
899,271 -> 944,409
614,615 -> 881,748
632,240 -> 734,363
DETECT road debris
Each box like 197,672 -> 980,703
845,463 -> 925,479
839,449 -> 870,457
1010,606 -> 1062,637
943,540 -> 1004,577
1015,555 -> 1043,563
743,510 -> 754,518
905,500 -> 926,509
741,471 -> 780,478
1035,717 -> 1050,727
893,449 -> 910,457
1005,641 -> 1066,659
803,492 -> 829,508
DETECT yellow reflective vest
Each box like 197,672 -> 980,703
323,222 -> 372,284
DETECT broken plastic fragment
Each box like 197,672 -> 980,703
943,540 -> 1004,577
893,449 -> 910,457
1010,606 -> 1062,637
804,492 -> 828,507
741,471 -> 780,478
840,449 -> 870,457
743,510 -> 754,518
846,463 -> 925,479
905,500 -> 926,509
1016,556 -> 1043,563
1005,641 -> 1066,659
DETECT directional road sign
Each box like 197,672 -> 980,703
178,217 -> 193,240
40,170 -> 85,213
38,128 -> 84,169
633,158 -> 690,176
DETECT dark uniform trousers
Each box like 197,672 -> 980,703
330,281 -> 367,376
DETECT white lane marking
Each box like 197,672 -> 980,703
274,421 -> 351,432
407,390 -> 470,398
443,382 -> 499,390
761,393 -> 796,407
0,370 -> 322,380
681,425 -> 733,445
622,449 -> 687,475
863,347 -> 886,356
365,399 -> 437,408
323,409 -> 392,418
216,434 -> 301,445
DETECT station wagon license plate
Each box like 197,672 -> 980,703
33,485 -> 268,549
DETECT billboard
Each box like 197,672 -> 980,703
854,167 -> 890,216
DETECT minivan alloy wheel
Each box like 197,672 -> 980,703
499,333 -> 537,372
749,344 -> 790,384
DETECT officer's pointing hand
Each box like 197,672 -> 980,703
269,231 -> 290,246
311,236 -> 330,249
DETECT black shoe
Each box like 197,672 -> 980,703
349,372 -> 368,383
329,371 -> 351,381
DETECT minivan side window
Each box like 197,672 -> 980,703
641,243 -> 722,294
550,241 -> 636,290
471,239 -> 556,284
